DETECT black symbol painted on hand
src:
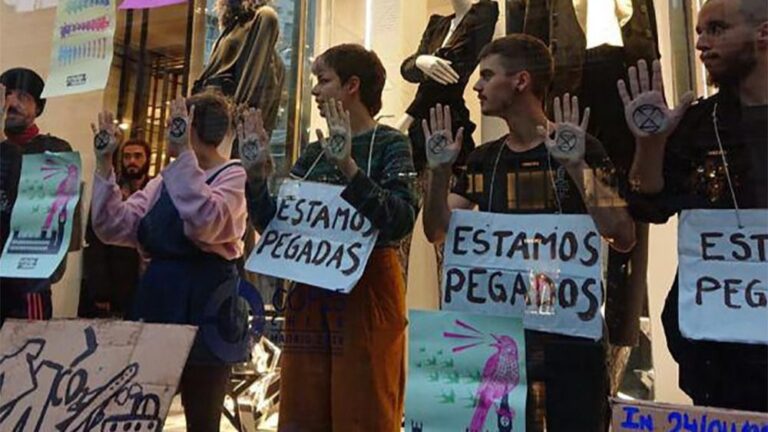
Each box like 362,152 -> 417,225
329,134 -> 346,155
242,140 -> 261,162
428,134 -> 449,155
632,104 -> 665,133
556,130 -> 578,153
94,130 -> 112,151
170,117 -> 187,139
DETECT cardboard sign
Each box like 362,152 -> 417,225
442,210 -> 604,340
611,398 -> 768,432
245,180 -> 379,293
42,0 -> 116,97
0,319 -> 196,432
678,209 -> 768,344
406,310 -> 527,432
0,152 -> 82,279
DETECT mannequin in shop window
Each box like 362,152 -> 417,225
508,0 -> 660,380
193,0 -> 285,157
400,0 -> 499,174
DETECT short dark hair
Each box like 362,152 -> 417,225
316,44 -> 387,116
478,34 -> 554,100
185,91 -> 232,147
121,139 -> 151,159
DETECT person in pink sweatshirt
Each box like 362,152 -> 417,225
90,91 -> 248,432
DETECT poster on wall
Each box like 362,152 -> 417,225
406,309 -> 527,432
441,210 -> 604,340
0,152 -> 82,279
678,209 -> 768,344
5,0 -> 58,13
0,319 -> 196,432
118,0 -> 185,10
41,0 -> 116,97
245,180 -> 379,293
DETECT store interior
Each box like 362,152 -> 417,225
0,0 -> 718,429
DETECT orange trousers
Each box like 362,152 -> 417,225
277,248 -> 407,432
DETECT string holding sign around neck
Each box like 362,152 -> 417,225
712,102 -> 744,229
486,138 -> 505,213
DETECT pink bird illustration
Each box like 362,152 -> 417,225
41,161 -> 79,230
469,334 -> 520,431
443,319 -> 522,432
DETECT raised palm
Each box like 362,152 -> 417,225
237,106 -> 271,172
166,96 -> 195,157
90,111 -> 120,160
422,103 -> 464,170
317,98 -> 352,164
540,93 -> 589,166
617,59 -> 694,139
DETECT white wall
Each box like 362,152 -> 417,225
647,0 -> 692,405
1,2 -> 104,318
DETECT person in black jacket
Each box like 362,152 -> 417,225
0,116 -> 21,261
0,67 -> 80,324
400,0 -> 498,173
79,139 -> 150,318
620,0 -> 767,412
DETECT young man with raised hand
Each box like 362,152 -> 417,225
422,34 -> 635,431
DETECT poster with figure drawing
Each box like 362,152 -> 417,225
42,0 -> 116,97
406,310 -> 527,432
0,152 -> 82,278
0,319 -> 196,432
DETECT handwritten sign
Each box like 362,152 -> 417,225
406,310 -> 527,432
611,398 -> 768,432
0,152 -> 82,279
42,0 -> 116,97
678,209 -> 768,344
245,180 -> 379,293
442,210 -> 604,340
0,319 -> 196,432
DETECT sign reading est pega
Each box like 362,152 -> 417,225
678,209 -> 768,345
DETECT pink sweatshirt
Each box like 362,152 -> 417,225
91,151 -> 247,260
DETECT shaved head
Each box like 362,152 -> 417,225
697,0 -> 766,87
739,0 -> 768,24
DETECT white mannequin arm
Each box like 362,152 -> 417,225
396,114 -> 415,133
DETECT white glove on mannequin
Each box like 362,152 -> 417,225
416,55 -> 460,85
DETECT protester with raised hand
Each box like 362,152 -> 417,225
621,0 -> 767,412
90,92 -> 248,431
243,43 -> 418,431
422,35 -> 634,431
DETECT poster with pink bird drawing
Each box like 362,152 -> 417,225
0,152 -> 81,279
406,310 -> 527,432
